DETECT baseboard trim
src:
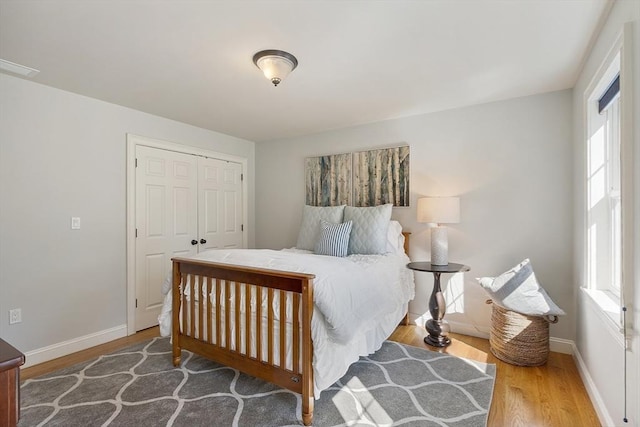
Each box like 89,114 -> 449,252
23,324 -> 128,369
449,320 -> 490,340
408,314 -> 574,354
572,343 -> 614,427
549,337 -> 574,354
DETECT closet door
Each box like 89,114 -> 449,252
135,146 -> 198,331
198,158 -> 244,250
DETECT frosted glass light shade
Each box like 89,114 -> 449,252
417,197 -> 460,224
253,50 -> 298,86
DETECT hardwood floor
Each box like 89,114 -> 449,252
21,325 -> 600,427
389,325 -> 601,427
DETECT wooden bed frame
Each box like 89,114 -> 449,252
171,233 -> 410,425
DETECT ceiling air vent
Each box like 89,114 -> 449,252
0,59 -> 40,77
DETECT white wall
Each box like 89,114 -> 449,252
0,74 -> 255,355
256,89 -> 574,341
572,0 -> 640,424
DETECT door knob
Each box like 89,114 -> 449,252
191,239 -> 198,245
200,239 -> 207,244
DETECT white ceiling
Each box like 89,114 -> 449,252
0,0 -> 611,142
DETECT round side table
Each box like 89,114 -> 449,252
407,262 -> 470,347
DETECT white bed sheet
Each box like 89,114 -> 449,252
158,248 -> 414,396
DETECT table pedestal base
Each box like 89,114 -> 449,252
424,335 -> 451,347
425,318 -> 451,347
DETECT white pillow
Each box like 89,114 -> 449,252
385,220 -> 405,254
344,204 -> 393,255
314,220 -> 353,257
477,259 -> 565,317
296,205 -> 345,251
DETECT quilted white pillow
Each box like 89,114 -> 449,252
314,220 -> 353,257
344,204 -> 393,255
296,205 -> 346,251
385,220 -> 405,255
478,259 -> 565,317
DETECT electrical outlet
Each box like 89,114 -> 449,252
71,217 -> 81,230
9,308 -> 21,324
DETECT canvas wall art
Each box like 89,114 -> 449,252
305,153 -> 352,206
305,146 -> 409,207
353,146 -> 410,207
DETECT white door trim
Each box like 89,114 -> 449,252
126,133 -> 249,335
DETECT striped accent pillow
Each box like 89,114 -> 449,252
314,220 -> 353,257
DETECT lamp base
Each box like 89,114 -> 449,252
430,226 -> 449,265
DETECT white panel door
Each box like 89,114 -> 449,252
135,146 -> 198,331
198,158 -> 244,250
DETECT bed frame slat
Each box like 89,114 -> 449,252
181,273 -> 188,337
267,288 -> 274,365
235,282 -> 241,352
280,291 -> 286,369
198,275 -> 204,340
256,286 -> 262,361
293,293 -> 300,374
206,277 -> 212,343
215,278 -> 221,346
190,275 -> 196,337
245,284 -> 251,357
224,280 -> 231,349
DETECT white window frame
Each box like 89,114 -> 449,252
601,89 -> 621,297
585,54 -> 621,292
582,24 -> 635,335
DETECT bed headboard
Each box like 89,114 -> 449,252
402,231 -> 410,255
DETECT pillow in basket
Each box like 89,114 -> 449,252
477,259 -> 565,317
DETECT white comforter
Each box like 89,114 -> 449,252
159,248 -> 414,395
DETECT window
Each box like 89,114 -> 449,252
586,55 -> 621,301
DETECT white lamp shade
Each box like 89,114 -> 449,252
417,197 -> 460,224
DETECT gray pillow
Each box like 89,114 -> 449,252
296,205 -> 345,250
344,204 -> 393,255
477,259 -> 565,316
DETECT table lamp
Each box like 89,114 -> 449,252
417,197 -> 460,265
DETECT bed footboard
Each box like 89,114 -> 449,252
171,257 -> 316,425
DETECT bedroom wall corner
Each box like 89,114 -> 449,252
0,74 -> 256,358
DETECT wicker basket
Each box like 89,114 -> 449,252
489,302 -> 552,366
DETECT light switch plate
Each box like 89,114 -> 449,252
71,217 -> 81,229
9,308 -> 21,324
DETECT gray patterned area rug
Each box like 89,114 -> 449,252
20,337 -> 495,427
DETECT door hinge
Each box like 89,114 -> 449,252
241,224 -> 244,232
135,158 -> 138,168
135,298 -> 138,308
241,173 -> 243,181
135,228 -> 138,238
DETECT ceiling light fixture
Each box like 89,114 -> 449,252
0,59 -> 40,78
252,50 -> 298,87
